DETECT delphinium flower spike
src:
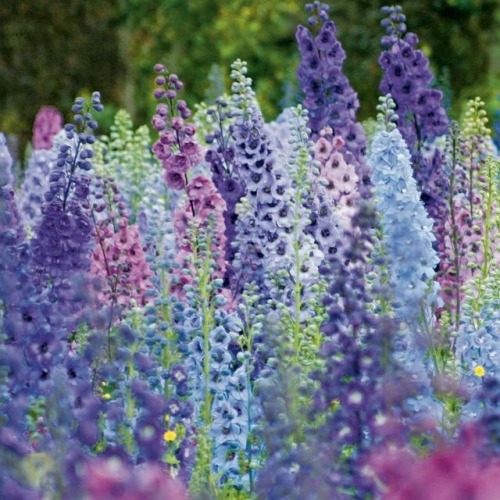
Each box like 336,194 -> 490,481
89,176 -> 153,358
369,95 -> 439,326
0,132 -> 28,309
368,95 -> 443,425
0,96 -> 115,496
151,65 -> 229,301
29,92 -> 103,322
203,96 -> 245,291
459,100 -> 499,316
378,5 -> 449,220
437,104 -> 497,333
18,107 -> 63,232
256,203 -> 411,499
0,97 -> 113,499
296,1 -> 370,194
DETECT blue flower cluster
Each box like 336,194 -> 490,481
368,118 -> 439,324
456,300 -> 500,399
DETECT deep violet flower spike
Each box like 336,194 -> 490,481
379,5 -> 449,195
296,3 -> 370,191
47,92 -> 103,210
203,97 -> 245,275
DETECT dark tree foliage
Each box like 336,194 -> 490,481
0,0 -> 122,154
0,0 -> 498,162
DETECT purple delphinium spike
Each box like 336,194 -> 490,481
29,93 -> 103,324
0,133 -> 28,309
1,98 -> 106,497
379,6 -> 449,210
204,97 -> 245,287
296,2 -> 370,194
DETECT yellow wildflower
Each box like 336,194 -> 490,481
163,430 -> 177,442
474,365 -> 485,378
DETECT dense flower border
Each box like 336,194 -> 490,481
1,2 -> 499,499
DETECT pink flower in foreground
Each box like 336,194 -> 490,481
82,457 -> 189,500
369,426 -> 500,500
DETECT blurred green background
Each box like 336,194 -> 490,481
0,0 -> 499,159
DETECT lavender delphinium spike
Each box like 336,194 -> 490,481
19,106 -> 63,231
203,96 -> 245,289
18,142 -> 59,233
296,1 -> 370,193
0,133 -> 28,309
231,83 -> 326,344
230,62 -> 326,309
0,134 -> 35,496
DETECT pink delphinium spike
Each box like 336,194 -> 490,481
91,216 -> 153,313
314,129 -> 360,230
171,176 -> 228,299
32,106 -> 63,150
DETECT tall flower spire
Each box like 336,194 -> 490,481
296,1 -> 370,192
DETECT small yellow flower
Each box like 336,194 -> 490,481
102,393 -> 111,400
163,430 -> 177,442
474,365 -> 486,378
